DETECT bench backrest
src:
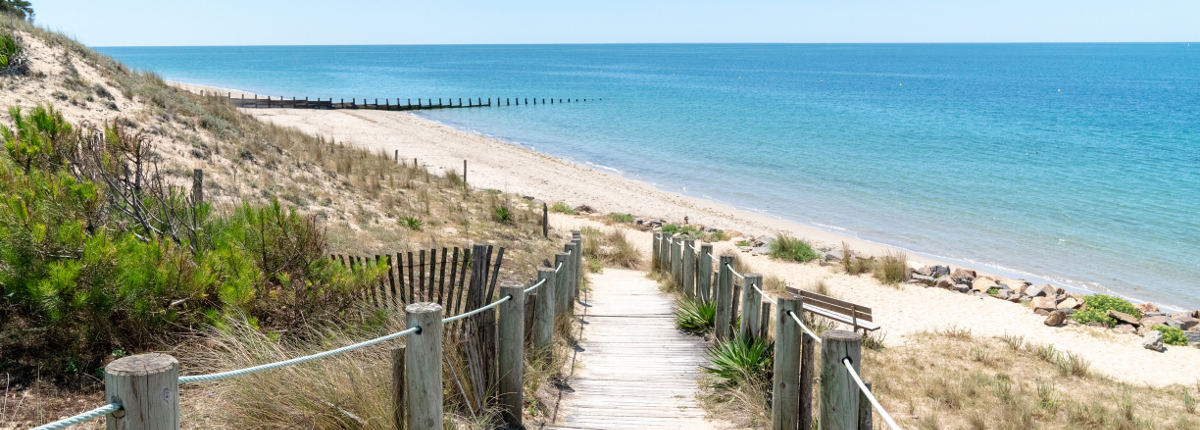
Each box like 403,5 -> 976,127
789,288 -> 873,323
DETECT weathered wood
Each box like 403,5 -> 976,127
105,353 -> 179,429
391,346 -> 406,430
759,301 -> 772,339
542,203 -> 549,238
418,250 -> 427,301
698,244 -> 713,302
771,295 -> 802,430
498,283 -> 525,428
534,267 -> 557,355
859,381 -> 873,430
572,231 -> 583,304
799,294 -> 815,430
731,283 -> 742,336
407,251 -> 416,302
447,248 -> 461,315
682,237 -> 695,298
820,330 -> 862,430
405,303 -> 444,430
555,252 -> 571,318
487,246 -> 506,303
660,232 -> 671,273
386,254 -> 398,307
438,248 -> 448,305
740,274 -> 764,338
651,232 -> 661,270
669,236 -> 681,286
191,169 -> 203,206
465,244 -> 492,406
796,289 -> 873,321
715,253 -> 735,340
396,252 -> 407,303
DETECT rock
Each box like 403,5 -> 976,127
935,276 -> 955,289
1024,284 -> 1050,297
1175,316 -> 1199,331
954,283 -> 971,294
1044,311 -> 1066,327
1185,331 -> 1200,345
1142,331 -> 1165,352
971,277 -> 997,293
1140,315 -> 1180,329
1031,296 -> 1057,313
1057,297 -> 1082,310
1114,324 -> 1136,335
1134,302 -> 1160,315
913,266 -> 933,277
993,287 -> 1014,300
969,290 -> 987,298
573,205 -> 594,214
950,268 -> 976,284
930,265 -> 951,278
1086,321 -> 1105,328
1034,308 -> 1051,316
1001,279 -> 1030,292
1008,295 -> 1023,303
1108,310 -> 1140,326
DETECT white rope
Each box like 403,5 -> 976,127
843,357 -> 901,430
442,294 -> 512,323
788,310 -> 822,343
726,263 -> 745,280
525,277 -> 547,293
554,261 -> 564,273
751,283 -> 777,305
31,402 -> 121,430
179,326 -> 421,383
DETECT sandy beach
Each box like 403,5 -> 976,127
173,83 -> 1200,388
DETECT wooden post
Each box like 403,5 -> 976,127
698,244 -> 713,301
740,274 -> 763,338
859,381 -> 873,430
651,232 -> 662,271
669,236 -> 681,286
682,237 -> 695,298
191,168 -> 203,205
819,330 -> 862,430
498,282 -> 525,429
759,301 -> 772,339
463,159 -> 468,186
659,232 -> 670,273
405,302 -> 444,430
571,231 -> 583,305
799,294 -> 815,430
542,203 -> 549,238
105,353 -> 179,429
534,267 -> 556,355
555,252 -> 571,317
715,253 -> 735,340
391,346 -> 406,430
771,295 -> 802,430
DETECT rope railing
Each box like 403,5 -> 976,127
752,282 -> 777,305
843,357 -> 901,430
787,310 -> 822,343
726,263 -> 745,280
442,294 -> 512,324
524,277 -> 547,293
31,402 -> 121,430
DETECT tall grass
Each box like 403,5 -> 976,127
580,227 -> 642,270
675,297 -> 716,335
841,241 -> 871,275
873,249 -> 909,285
768,233 -> 819,263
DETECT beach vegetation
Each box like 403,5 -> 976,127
735,239 -> 752,247
1185,389 -> 1197,414
1153,325 -> 1188,346
1071,294 -> 1141,327
841,241 -> 871,275
703,333 -> 772,389
872,249 -> 909,285
580,226 -> 642,270
0,0 -> 33,21
492,205 -> 512,223
675,297 -> 716,335
1,30 -> 27,75
549,201 -> 574,214
398,215 -> 423,231
606,212 -> 634,223
768,233 -> 819,263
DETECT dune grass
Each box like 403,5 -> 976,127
768,233 -> 819,263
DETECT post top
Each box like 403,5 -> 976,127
745,273 -> 764,280
554,252 -> 568,259
537,266 -> 556,274
500,280 -> 525,289
719,251 -> 737,259
405,302 -> 444,314
700,243 -> 714,250
105,353 -> 179,376
822,329 -> 862,343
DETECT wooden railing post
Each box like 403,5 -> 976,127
571,231 -> 583,304
105,353 -> 179,429
819,330 -> 862,430
391,346 -> 406,430
405,302 -> 444,430
498,282 -> 525,429
682,237 -> 696,298
533,267 -> 556,355
658,232 -> 670,273
651,232 -> 662,271
772,294 -> 802,430
555,251 -> 571,317
715,253 -> 735,340
698,244 -> 713,301
798,294 -> 815,430
740,274 -> 763,338
669,236 -> 681,286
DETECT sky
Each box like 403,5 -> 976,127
30,0 -> 1200,47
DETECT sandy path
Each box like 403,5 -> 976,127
547,268 -> 732,430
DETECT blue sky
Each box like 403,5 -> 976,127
32,0 -> 1200,46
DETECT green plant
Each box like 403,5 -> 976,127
399,216 -> 423,231
1184,389 -> 1196,414
987,287 -> 999,295
873,250 -> 908,285
735,240 -> 752,247
606,212 -> 634,223
549,201 -> 574,214
1071,294 -> 1141,327
703,333 -> 773,388
0,1 -> 34,20
1,32 -> 27,74
1154,325 -> 1188,346
492,205 -> 512,223
768,233 -> 819,263
842,241 -> 870,275
1054,352 -> 1089,377
675,297 -> 716,335
1037,380 -> 1060,412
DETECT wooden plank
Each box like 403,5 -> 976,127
438,248 -> 448,305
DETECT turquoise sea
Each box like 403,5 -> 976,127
95,44 -> 1200,309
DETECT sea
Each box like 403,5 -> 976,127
95,43 -> 1200,310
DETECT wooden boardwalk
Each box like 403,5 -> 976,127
547,268 -> 728,429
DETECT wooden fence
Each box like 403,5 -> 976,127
40,234 -> 585,430
652,232 -> 891,430
215,92 -> 599,111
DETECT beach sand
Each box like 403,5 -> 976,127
175,83 -> 1200,387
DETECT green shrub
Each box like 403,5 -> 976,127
1154,325 -> 1188,346
704,333 -> 773,388
768,233 -> 819,263
675,297 -> 715,335
1,32 -> 27,75
872,250 -> 908,285
398,216 -> 423,231
492,205 -> 511,223
1071,294 -> 1141,327
735,240 -> 752,247
549,201 -> 574,214
606,212 -> 635,223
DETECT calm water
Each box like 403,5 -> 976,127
96,44 -> 1200,309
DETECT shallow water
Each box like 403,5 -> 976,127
97,43 -> 1200,308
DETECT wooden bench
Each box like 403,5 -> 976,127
787,287 -> 880,333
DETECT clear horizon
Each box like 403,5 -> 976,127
30,0 -> 1200,47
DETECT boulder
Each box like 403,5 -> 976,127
1114,324 -> 1137,335
1044,310 -> 1067,327
911,273 -> 937,286
1031,296 -> 1057,313
935,276 -> 955,289
1176,316 -> 1199,331
1024,284 -> 1050,297
972,277 -> 997,293
954,283 -> 971,294
1142,331 -> 1165,352
1108,310 -> 1140,326
573,205 -> 594,214
913,266 -> 933,277
1001,278 -> 1030,292
950,268 -> 977,284
1140,315 -> 1180,329
1056,297 -> 1082,310
1085,321 -> 1105,328
1185,331 -> 1200,345
930,265 -> 951,278
993,287 -> 1014,300
1134,302 -> 1160,315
